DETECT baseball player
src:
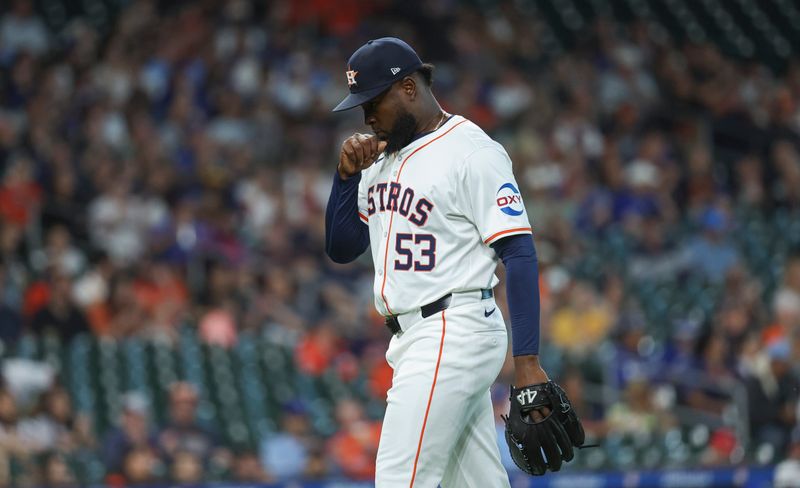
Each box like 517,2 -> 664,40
326,38 -> 585,487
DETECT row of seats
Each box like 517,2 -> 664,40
518,0 -> 799,67
12,328 -> 364,447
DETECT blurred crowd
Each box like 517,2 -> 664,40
0,0 -> 799,484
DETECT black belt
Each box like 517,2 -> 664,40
384,289 -> 494,335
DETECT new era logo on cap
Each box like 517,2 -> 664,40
333,37 -> 423,112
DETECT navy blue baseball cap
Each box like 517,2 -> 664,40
332,37 -> 423,112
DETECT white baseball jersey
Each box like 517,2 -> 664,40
356,115 -> 533,316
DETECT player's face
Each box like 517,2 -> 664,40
362,84 -> 418,154
362,87 -> 394,140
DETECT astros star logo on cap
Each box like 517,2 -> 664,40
346,66 -> 358,87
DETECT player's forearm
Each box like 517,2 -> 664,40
492,234 -> 541,357
325,171 -> 369,263
498,237 -> 550,386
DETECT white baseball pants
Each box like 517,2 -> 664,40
375,293 -> 511,488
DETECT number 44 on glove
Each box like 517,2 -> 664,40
502,381 -> 587,476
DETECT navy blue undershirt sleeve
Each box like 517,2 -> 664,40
491,234 -> 541,356
325,171 -> 370,263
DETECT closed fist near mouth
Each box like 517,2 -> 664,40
339,133 -> 388,180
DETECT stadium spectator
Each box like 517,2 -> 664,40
29,225 -> 86,278
745,340 -> 800,453
328,398 -> 381,480
295,322 -> 342,376
0,0 -> 49,59
561,366 -> 608,439
29,271 -> 90,343
764,289 -> 800,346
259,403 -> 312,481
780,254 -> 800,299
774,428 -> 800,488
231,449 -> 273,483
42,451 -> 77,487
0,225 -> 27,311
170,450 -> 204,485
771,141 -> 800,209
39,161 -> 87,242
102,391 -> 158,476
629,216 -> 690,281
198,298 -> 238,348
699,428 -> 739,467
681,206 -> 741,283
87,173 -> 167,267
682,145 -> 719,215
664,317 -> 703,373
549,280 -> 615,356
764,253 -> 800,345
121,446 -> 163,486
0,263 -> 23,343
106,277 -> 150,340
0,154 -> 41,228
365,343 -> 393,400
607,376 -> 675,436
722,266 -> 767,330
71,251 -> 115,336
714,299 -> 752,357
732,155 -> 766,207
615,158 -> 665,227
131,260 -> 189,343
681,331 -> 738,415
17,384 -> 93,454
157,382 -> 227,468
0,387 -> 33,456
609,309 -> 660,388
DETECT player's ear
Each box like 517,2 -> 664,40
400,76 -> 417,102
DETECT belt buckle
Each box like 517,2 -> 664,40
385,316 -> 402,336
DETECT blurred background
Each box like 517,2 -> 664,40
0,0 -> 799,486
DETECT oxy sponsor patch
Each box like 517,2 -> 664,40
496,183 -> 524,216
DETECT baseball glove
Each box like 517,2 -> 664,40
502,381 -> 586,475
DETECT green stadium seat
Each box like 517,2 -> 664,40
640,444 -> 664,469
178,329 -> 208,396
582,445 -> 608,470
196,399 -> 218,426
16,334 -> 39,360
42,334 -> 63,371
121,339 -> 149,393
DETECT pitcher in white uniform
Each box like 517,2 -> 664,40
326,37 -> 584,487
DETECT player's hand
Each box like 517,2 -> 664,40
339,133 -> 387,180
513,356 -> 551,421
